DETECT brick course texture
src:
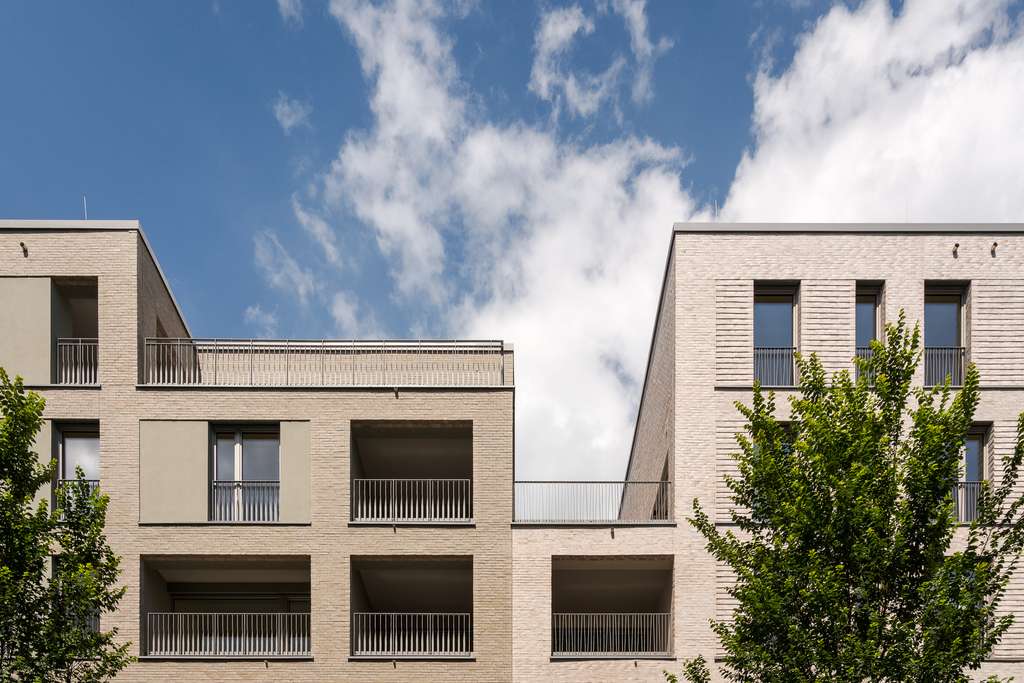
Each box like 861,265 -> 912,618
7,224 -> 1024,682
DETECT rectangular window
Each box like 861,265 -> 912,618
924,285 -> 967,386
754,285 -> 797,386
210,426 -> 280,522
60,429 -> 99,481
963,432 -> 985,483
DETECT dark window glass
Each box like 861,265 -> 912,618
242,434 -> 279,481
964,434 -> 984,482
925,295 -> 961,347
856,295 -> 877,348
216,436 -> 235,480
754,296 -> 794,348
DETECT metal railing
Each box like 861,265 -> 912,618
351,612 -> 472,657
855,346 -> 874,381
754,347 -> 796,386
210,481 -> 280,522
56,338 -> 98,384
552,612 -> 672,657
953,480 -> 983,523
146,612 -> 310,657
143,338 -> 507,387
55,479 -> 101,521
351,478 -> 472,523
925,346 -> 966,386
514,481 -> 672,524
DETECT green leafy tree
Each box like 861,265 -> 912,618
673,314 -> 1024,682
0,368 -> 132,681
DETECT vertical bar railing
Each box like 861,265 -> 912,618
209,481 -> 280,522
953,480 -> 983,523
146,612 -> 310,656
513,481 -> 672,523
753,347 -> 796,386
925,346 -> 966,386
855,346 -> 874,382
351,612 -> 472,657
56,338 -> 98,384
350,479 -> 472,522
551,612 -> 671,657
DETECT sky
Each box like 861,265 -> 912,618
2,0 -> 1023,479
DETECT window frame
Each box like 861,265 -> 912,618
924,288 -> 965,348
211,425 -> 280,483
753,284 -> 799,350
57,425 -> 100,482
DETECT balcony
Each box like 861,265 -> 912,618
147,612 -> 310,657
142,338 -> 509,388
754,347 -> 796,386
141,556 -> 311,659
953,480 -> 982,524
210,480 -> 280,522
513,481 -> 672,524
925,346 -> 966,386
552,556 -> 673,659
351,421 -> 473,525
855,346 -> 873,382
351,557 -> 473,659
56,338 -> 98,384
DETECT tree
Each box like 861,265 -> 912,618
0,368 -> 132,681
675,314 -> 1024,682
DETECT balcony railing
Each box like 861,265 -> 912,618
855,346 -> 874,381
351,478 -> 472,523
56,338 -> 98,384
925,346 -> 966,386
210,481 -> 280,522
55,479 -> 100,521
552,612 -> 672,658
143,338 -> 508,387
146,612 -> 310,657
514,481 -> 672,524
953,480 -> 982,524
351,612 -> 472,658
754,347 -> 796,386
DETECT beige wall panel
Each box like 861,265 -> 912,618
0,277 -> 52,384
715,279 -> 753,386
280,420 -> 311,523
139,420 -> 208,523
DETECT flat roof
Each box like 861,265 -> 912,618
0,219 -> 191,336
674,221 -> 1024,233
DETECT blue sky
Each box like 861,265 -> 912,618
2,1 -> 1022,478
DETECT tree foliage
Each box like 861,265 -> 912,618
678,314 -> 1024,682
0,368 -> 132,681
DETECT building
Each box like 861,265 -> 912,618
0,220 -> 514,681
511,224 -> 1024,681
2,220 -> 1023,681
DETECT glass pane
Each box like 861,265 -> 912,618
242,434 -> 279,481
964,435 -> 984,482
63,434 -> 99,480
925,297 -> 960,347
855,297 -> 876,348
216,436 -> 236,481
754,298 -> 793,347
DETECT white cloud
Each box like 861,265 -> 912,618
331,290 -> 383,337
273,92 -> 312,134
253,231 -> 317,304
724,0 -> 1024,221
321,0 -> 700,479
292,196 -> 342,266
277,0 -> 303,27
244,304 -> 279,337
529,1 -> 670,117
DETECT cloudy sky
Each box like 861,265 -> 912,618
2,0 -> 1023,479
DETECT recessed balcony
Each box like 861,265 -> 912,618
551,556 -> 673,659
141,556 -> 311,659
350,556 -> 473,659
53,278 -> 98,385
350,422 -> 473,525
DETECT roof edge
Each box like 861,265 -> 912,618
673,221 -> 1024,233
0,219 -> 192,336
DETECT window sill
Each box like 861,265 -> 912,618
138,655 -> 313,662
138,521 -> 311,527
348,520 -> 475,528
512,521 -> 676,528
348,655 -> 475,662
550,654 -> 675,661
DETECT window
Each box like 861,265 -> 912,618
59,429 -> 99,482
754,285 -> 797,386
954,429 -> 987,524
963,431 -> 985,483
924,285 -> 967,386
211,427 -> 280,522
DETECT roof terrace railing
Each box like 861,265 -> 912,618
514,481 -> 672,524
143,338 -> 509,387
